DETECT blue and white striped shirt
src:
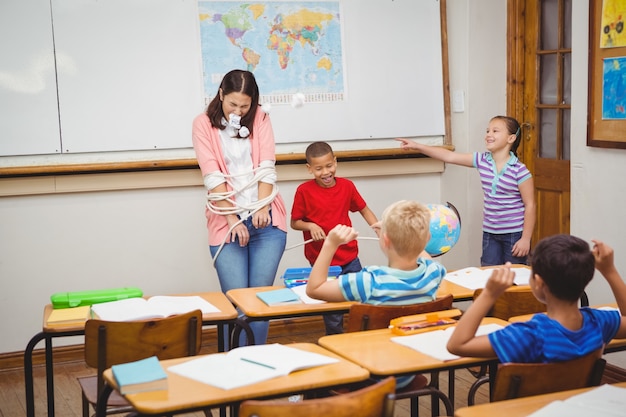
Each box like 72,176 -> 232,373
473,152 -> 532,234
337,258 -> 446,304
488,308 -> 621,363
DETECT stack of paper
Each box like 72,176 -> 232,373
444,267 -> 531,290
527,384 -> 626,416
168,343 -> 339,390
391,323 -> 503,361
91,295 -> 220,321
112,356 -> 167,395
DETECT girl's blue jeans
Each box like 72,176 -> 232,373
210,215 -> 286,348
480,231 -> 527,266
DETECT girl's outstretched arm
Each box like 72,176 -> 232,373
395,138 -> 474,167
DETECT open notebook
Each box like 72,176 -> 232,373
167,343 -> 339,390
443,267 -> 531,290
391,323 -> 504,361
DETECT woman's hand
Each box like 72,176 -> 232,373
227,215 -> 249,246
252,206 -> 271,229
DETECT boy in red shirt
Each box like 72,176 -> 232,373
291,141 -> 378,334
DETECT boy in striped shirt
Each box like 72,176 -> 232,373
447,234 -> 626,363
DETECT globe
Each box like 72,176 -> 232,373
425,202 -> 461,257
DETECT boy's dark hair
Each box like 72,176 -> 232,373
206,69 -> 260,137
492,115 -> 522,155
305,141 -> 334,163
530,234 -> 595,302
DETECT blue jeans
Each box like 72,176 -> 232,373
480,231 -> 527,266
323,257 -> 363,335
210,215 -> 286,347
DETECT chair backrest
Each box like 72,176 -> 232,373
492,347 -> 606,402
345,294 -> 454,333
473,286 -> 546,320
84,309 -> 202,394
238,377 -> 396,417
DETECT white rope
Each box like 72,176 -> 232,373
285,236 -> 379,251
207,165 -> 279,264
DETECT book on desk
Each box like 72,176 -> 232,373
46,305 -> 92,326
90,295 -> 220,321
111,356 -> 168,395
167,343 -> 339,390
256,288 -> 303,306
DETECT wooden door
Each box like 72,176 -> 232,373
508,0 -> 572,242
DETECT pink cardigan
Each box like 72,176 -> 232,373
192,110 -> 287,245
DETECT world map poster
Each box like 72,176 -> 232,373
198,1 -> 345,105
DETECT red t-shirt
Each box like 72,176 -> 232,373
291,177 -> 367,266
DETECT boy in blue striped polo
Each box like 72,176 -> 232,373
447,234 -> 626,363
306,200 -> 448,389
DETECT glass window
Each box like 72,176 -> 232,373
539,108 -> 557,159
540,54 -> 558,104
541,0 -> 558,50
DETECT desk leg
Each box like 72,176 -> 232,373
429,370 -> 440,417
24,332 -> 45,417
488,361 -> 498,401
45,335 -> 56,416
448,369 -> 455,408
230,317 -> 255,348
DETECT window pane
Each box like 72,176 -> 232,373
540,54 -> 558,104
563,0 -> 572,48
563,109 -> 570,160
541,0 -> 558,50
563,52 -> 571,104
539,109 -> 557,159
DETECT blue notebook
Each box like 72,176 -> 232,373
111,356 -> 168,394
256,288 -> 302,306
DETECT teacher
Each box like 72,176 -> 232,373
192,69 -> 287,346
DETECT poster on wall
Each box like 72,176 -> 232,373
198,1 -> 346,106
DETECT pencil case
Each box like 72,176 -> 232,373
389,309 -> 462,336
50,287 -> 143,309
281,266 -> 342,288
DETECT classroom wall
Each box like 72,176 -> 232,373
2,0 -> 625,367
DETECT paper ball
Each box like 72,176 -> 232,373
291,93 -> 305,108
238,126 -> 250,138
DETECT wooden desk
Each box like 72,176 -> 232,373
454,381 -> 626,417
319,317 -> 508,377
226,286 -> 356,319
96,343 -> 370,417
318,317 -> 509,414
436,279 -> 475,302
437,264 -> 531,302
24,292 -> 239,417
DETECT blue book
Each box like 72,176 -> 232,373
111,356 -> 167,394
256,288 -> 302,306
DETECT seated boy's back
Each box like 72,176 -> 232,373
306,200 -> 447,305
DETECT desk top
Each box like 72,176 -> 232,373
102,342 -> 370,415
42,291 -> 238,333
226,286 -> 355,319
454,381 -> 626,417
318,317 -> 509,376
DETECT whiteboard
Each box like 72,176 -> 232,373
0,0 -> 60,155
0,0 -> 445,165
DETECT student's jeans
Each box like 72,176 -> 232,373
210,215 -> 286,348
480,231 -> 527,266
322,257 -> 363,335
